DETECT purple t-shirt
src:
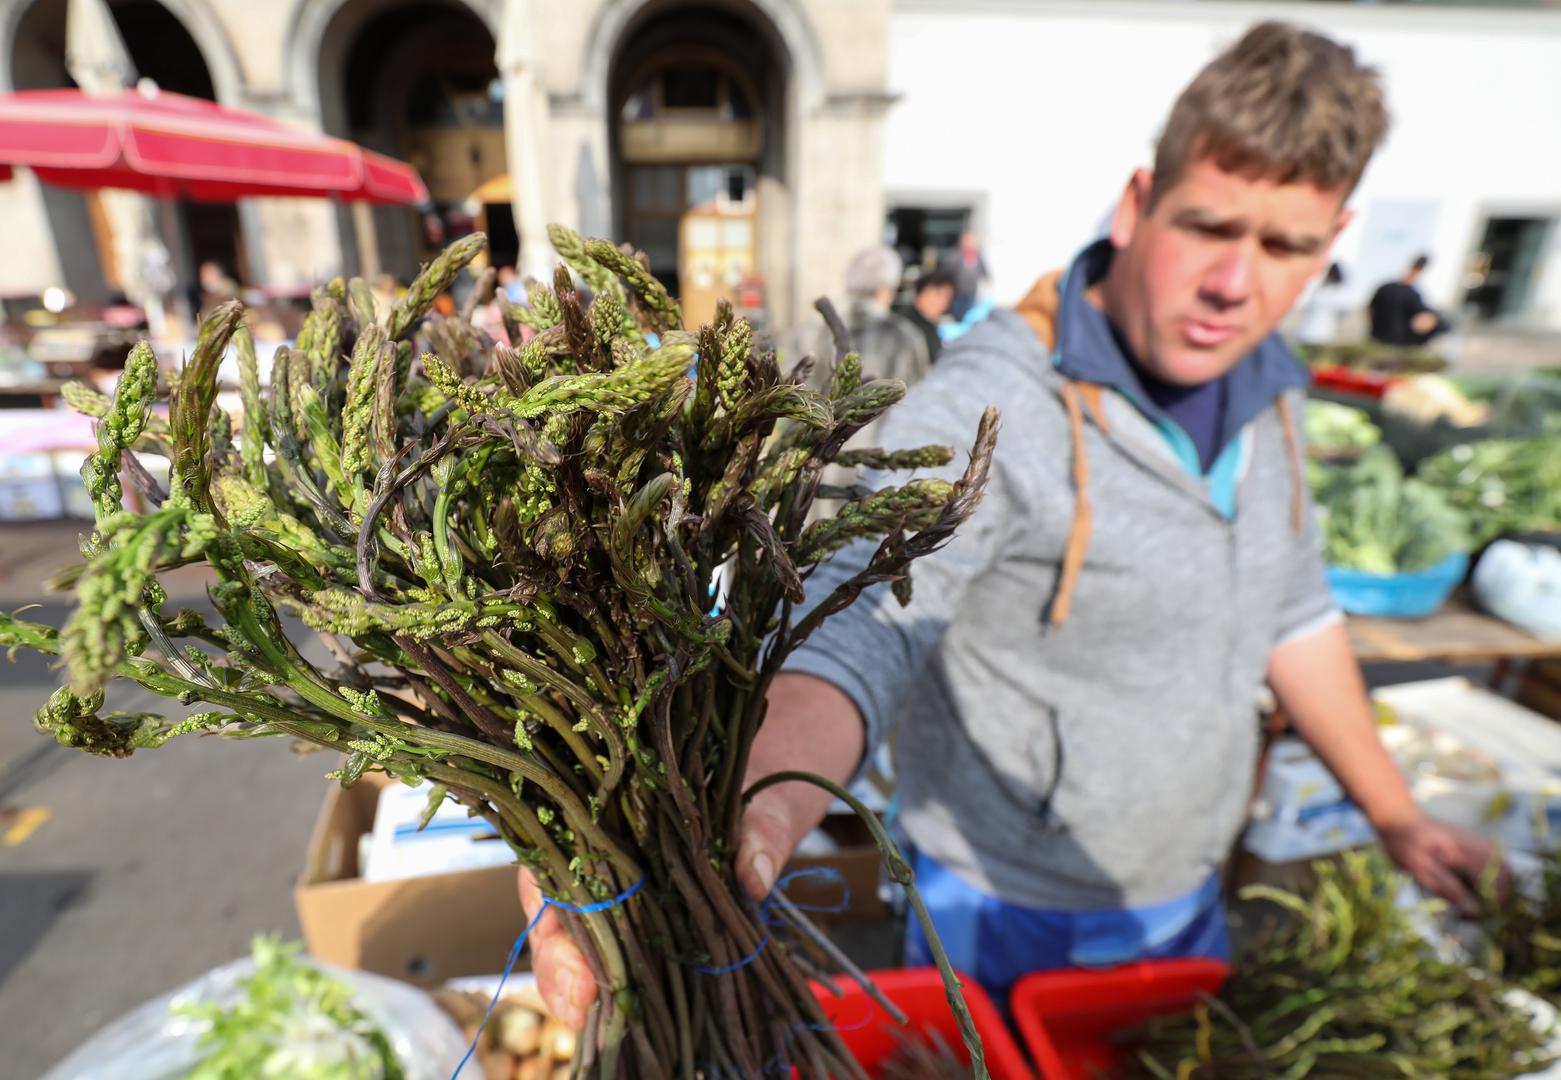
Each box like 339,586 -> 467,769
1136,367 -> 1229,474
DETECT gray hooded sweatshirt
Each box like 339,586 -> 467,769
784,247 -> 1339,912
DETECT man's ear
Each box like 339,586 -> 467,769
1109,168 -> 1154,249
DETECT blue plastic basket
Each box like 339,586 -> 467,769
1325,552 -> 1469,619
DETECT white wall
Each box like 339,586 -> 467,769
882,0 -> 1561,329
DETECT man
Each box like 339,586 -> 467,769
525,22 -> 1493,1026
900,268 -> 957,364
939,230 -> 989,321
797,245 -> 930,389
1370,254 -> 1450,346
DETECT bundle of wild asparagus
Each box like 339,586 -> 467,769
1129,852 -> 1554,1079
4,229 -> 999,1078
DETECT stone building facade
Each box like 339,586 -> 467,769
0,0 -> 896,328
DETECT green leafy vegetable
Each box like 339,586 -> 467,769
1310,447 -> 1470,573
1418,437 -> 1561,545
182,936 -> 403,1080
1304,400 -> 1381,458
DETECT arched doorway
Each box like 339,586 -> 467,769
7,0 -> 243,310
316,0 -> 503,284
607,2 -> 792,329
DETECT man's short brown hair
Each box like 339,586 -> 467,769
1151,21 -> 1389,205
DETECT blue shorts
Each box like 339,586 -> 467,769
901,850 -> 1230,1009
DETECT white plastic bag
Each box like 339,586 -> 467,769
1473,540 -> 1561,642
40,953 -> 475,1080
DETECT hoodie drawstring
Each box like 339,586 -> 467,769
1272,394 -> 1306,535
1049,379 -> 1095,628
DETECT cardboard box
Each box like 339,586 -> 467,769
294,773 -> 528,987
780,814 -> 889,925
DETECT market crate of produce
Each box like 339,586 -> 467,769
1011,959 -> 1228,1080
1310,446 -> 1472,617
1310,363 -> 1396,399
815,967 -> 1034,1080
1325,550 -> 1468,618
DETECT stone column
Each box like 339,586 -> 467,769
791,92 -> 895,327
498,0 -> 555,282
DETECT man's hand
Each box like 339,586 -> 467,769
518,870 -> 595,1030
1378,811 -> 1498,915
517,788 -> 814,1031
1267,625 -> 1502,914
521,672 -> 865,1031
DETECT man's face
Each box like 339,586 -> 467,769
1101,157 -> 1351,386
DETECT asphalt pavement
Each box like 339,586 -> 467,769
0,521 -> 329,1079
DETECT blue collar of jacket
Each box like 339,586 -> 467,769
1052,239 -> 1311,456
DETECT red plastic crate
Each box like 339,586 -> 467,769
813,967 -> 1035,1079
1310,364 -> 1397,399
1010,959 -> 1229,1080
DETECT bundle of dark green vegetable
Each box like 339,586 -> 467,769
1128,852 -> 1554,1079
1308,446 -> 1470,574
3,228 -> 1000,1079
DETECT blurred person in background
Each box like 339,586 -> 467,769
795,245 -> 931,392
791,246 -> 933,518
1370,253 -> 1450,346
899,267 -> 956,364
1294,261 -> 1350,347
497,264 -> 527,305
370,272 -> 403,316
938,229 -> 989,321
192,259 -> 239,315
524,22 -> 1496,1022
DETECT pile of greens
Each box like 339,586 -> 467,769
1129,852 -> 1555,1079
183,937 -> 402,1080
1303,400 -> 1381,459
1309,447 -> 1470,574
4,228 -> 999,1079
1418,437 -> 1561,545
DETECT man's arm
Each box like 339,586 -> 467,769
1268,620 -> 1494,911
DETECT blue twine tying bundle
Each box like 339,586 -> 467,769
692,865 -> 852,976
449,876 -> 646,1079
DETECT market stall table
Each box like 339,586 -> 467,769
1348,598 -> 1561,665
